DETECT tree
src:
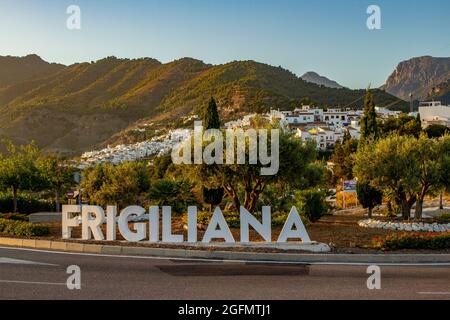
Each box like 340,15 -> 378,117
354,134 -> 449,220
413,134 -> 444,219
38,155 -> 75,212
200,97 -> 224,210
354,135 -> 419,220
203,97 -> 221,130
425,124 -> 450,138
189,127 -> 320,213
201,186 -> 224,212
380,114 -> 422,138
148,179 -> 198,214
440,135 -> 450,209
360,90 -> 379,142
151,153 -> 173,179
356,181 -> 383,218
81,162 -> 149,208
0,141 -> 45,213
399,115 -> 422,137
330,132 -> 358,181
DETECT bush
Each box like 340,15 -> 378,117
295,189 -> 329,222
373,232 -> 450,250
0,193 -> 55,214
434,212 -> 450,224
0,213 -> 28,221
0,218 -> 50,238
148,179 -> 198,214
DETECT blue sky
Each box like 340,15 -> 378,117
0,0 -> 449,88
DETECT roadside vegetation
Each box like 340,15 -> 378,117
373,232 -> 450,250
0,218 -> 49,237
0,91 -> 449,249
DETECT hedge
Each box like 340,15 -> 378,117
0,193 -> 55,214
0,213 -> 29,221
0,218 -> 50,238
373,232 -> 450,250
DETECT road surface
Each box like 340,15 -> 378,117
0,246 -> 449,300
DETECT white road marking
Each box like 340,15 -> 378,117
417,292 -> 450,295
0,257 -> 57,266
1,246 -> 450,266
0,279 -> 66,286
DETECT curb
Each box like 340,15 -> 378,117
1,237 -> 450,264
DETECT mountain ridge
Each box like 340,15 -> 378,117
0,54 -> 406,154
383,56 -> 450,102
0,54 -> 64,88
301,71 -> 344,89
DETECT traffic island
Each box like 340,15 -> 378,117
1,236 -> 450,264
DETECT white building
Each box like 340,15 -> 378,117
323,110 -> 348,126
375,106 -> 402,119
296,126 -> 350,150
418,101 -> 450,128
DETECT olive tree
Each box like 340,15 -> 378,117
38,155 -> 75,212
354,134 -> 449,220
184,127 -> 320,213
354,135 -> 420,220
0,141 -> 45,213
81,162 -> 149,208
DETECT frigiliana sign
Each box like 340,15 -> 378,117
61,205 -> 312,243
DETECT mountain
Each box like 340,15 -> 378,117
428,79 -> 450,104
0,55 -> 405,155
0,54 -> 64,88
301,71 -> 344,89
383,56 -> 450,101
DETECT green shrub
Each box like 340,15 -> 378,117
434,212 -> 450,224
148,179 -> 198,214
0,193 -> 55,214
295,189 -> 329,222
0,213 -> 28,221
0,218 -> 50,238
373,232 -> 450,250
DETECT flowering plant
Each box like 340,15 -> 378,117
372,232 -> 450,250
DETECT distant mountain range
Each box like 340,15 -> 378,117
301,71 -> 344,89
0,55 -> 405,154
0,54 -> 64,88
383,56 -> 450,103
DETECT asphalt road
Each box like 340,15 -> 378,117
0,246 -> 449,300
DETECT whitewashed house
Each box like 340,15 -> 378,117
418,101 -> 450,128
296,126 -> 348,150
323,109 -> 349,126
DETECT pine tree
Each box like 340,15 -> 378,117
360,90 -> 379,141
416,112 -> 422,127
203,97 -> 221,129
201,97 -> 223,210
342,130 -> 351,144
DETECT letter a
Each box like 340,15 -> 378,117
66,5 -> 81,30
277,207 -> 311,243
366,5 -> 381,30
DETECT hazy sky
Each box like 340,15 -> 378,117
0,0 -> 449,89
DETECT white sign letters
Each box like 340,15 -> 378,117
62,205 -> 312,244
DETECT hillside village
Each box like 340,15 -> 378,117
77,100 -> 447,166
